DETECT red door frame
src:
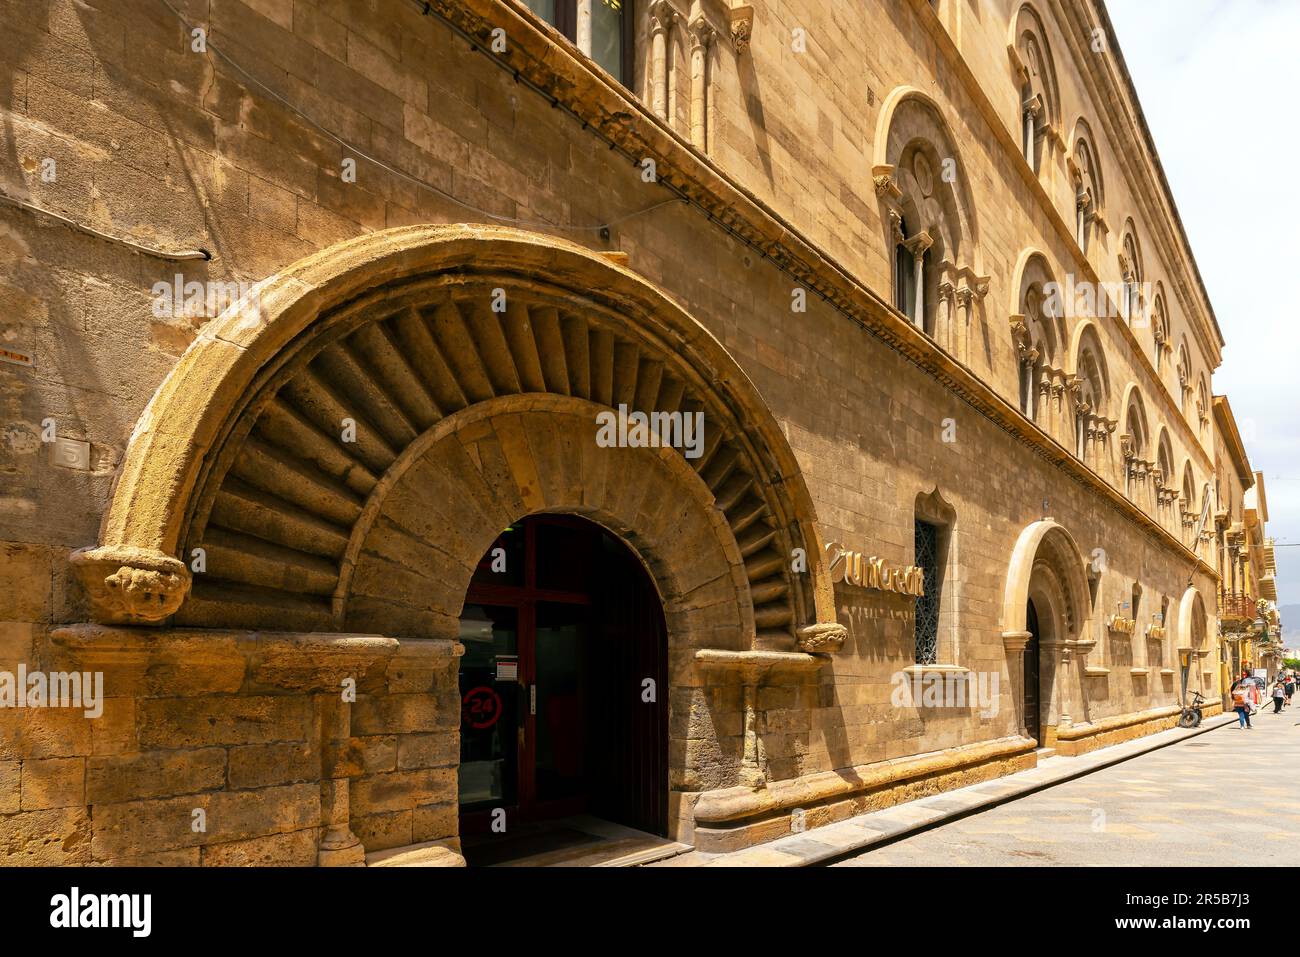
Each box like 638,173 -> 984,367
459,516 -> 594,833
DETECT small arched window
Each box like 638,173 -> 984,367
1013,6 -> 1059,175
1120,228 -> 1143,325
1070,124 -> 1104,255
1151,289 -> 1169,376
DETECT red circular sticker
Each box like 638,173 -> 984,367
462,686 -> 503,730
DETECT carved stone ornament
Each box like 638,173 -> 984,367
796,621 -> 848,654
689,15 -> 715,52
69,545 -> 192,625
872,164 -> 902,202
649,0 -> 677,36
728,4 -> 754,54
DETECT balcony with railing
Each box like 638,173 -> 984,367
1219,593 -> 1257,624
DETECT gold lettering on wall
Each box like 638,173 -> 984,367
825,542 -> 925,598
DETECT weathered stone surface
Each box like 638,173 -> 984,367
0,0 -> 1254,866
0,808 -> 92,865
137,696 -> 314,749
20,757 -> 86,810
89,783 -> 320,859
366,838 -> 465,867
201,828 -> 319,866
87,749 -> 227,804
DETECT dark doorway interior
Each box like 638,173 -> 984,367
1024,599 -> 1042,743
457,515 -> 669,863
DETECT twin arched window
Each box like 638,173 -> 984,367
1120,227 -> 1144,325
1014,5 -> 1060,175
1071,128 -> 1104,255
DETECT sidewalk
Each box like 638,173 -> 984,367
651,709 -> 1239,867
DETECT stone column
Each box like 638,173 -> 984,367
688,17 -> 715,151
938,280 -> 956,350
904,232 -> 933,332
317,692 -> 365,866
955,286 -> 975,361
1043,640 -> 1073,738
1023,96 -> 1041,166
1002,631 -> 1032,738
1076,189 -> 1092,250
649,1 -> 676,122
576,0 -> 593,56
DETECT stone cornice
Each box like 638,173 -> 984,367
427,0 -> 1217,582
1212,395 -> 1254,488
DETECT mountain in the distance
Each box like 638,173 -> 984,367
1280,605 -> 1300,649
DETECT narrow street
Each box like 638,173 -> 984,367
833,703 -> 1300,867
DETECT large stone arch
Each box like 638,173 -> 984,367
1001,519 -> 1095,745
338,396 -> 750,649
1001,519 -> 1092,640
71,225 -> 836,652
1176,586 -> 1210,694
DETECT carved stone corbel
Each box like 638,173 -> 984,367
872,163 -> 903,203
796,621 -> 848,654
728,4 -> 753,54
69,545 -> 192,625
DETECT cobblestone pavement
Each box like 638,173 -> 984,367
832,703 -> 1300,867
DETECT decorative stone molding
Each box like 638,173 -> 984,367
728,3 -> 753,53
871,163 -> 903,202
69,545 -> 192,625
795,621 -> 848,654
1002,630 -> 1032,652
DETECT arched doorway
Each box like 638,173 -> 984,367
1001,519 -> 1093,748
68,225 -> 843,864
1023,598 -> 1042,740
457,514 -> 668,856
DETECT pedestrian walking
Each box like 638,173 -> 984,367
1231,679 -> 1253,729
1272,678 -> 1286,714
1286,673 -> 1295,706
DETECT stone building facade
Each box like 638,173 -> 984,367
0,0 -> 1246,864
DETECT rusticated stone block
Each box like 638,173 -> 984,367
0,761 -> 20,813
0,621 -> 37,670
396,731 -> 459,770
0,542 -> 53,622
138,696 -> 314,748
411,801 -> 458,843
89,783 -> 320,859
356,734 -> 398,773
351,692 -> 447,735
350,768 -> 456,816
21,756 -> 86,810
351,809 -> 413,852
0,710 -> 92,761
94,847 -> 203,866
0,807 -> 92,865
228,742 -> 318,789
200,828 -> 319,866
87,748 -> 227,804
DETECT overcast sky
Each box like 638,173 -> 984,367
1106,0 -> 1299,613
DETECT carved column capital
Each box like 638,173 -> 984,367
688,14 -> 715,51
649,0 -> 677,35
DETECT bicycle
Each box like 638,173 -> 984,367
1178,689 -> 1205,728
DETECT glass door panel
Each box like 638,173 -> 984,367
458,604 -> 520,810
533,601 -> 589,805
